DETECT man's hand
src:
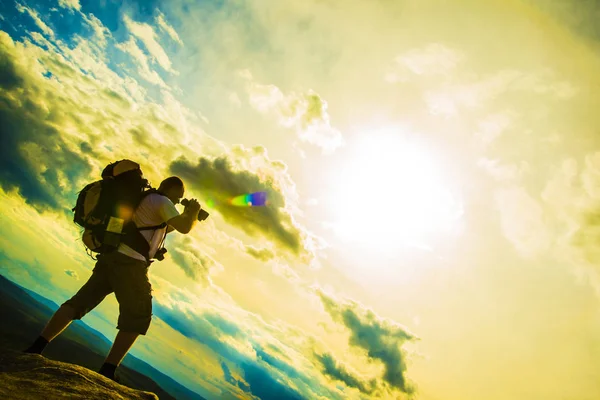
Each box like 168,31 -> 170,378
168,199 -> 201,234
184,199 -> 201,216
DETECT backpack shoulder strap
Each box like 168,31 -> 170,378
138,223 -> 167,231
120,189 -> 171,262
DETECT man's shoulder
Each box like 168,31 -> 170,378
142,193 -> 173,208
146,192 -> 170,201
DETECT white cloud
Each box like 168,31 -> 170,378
271,262 -> 302,284
116,37 -> 168,88
240,70 -> 344,154
477,158 -> 526,182
424,69 -> 578,117
57,0 -> 81,12
495,187 -> 550,258
541,152 -> 600,295
474,111 -> 515,149
16,3 -> 54,38
82,13 -> 110,48
228,91 -> 242,107
156,11 -> 183,45
396,43 -> 463,77
582,152 -> 600,200
123,15 -> 177,74
169,235 -> 224,285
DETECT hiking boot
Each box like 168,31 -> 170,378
23,336 -> 49,354
98,362 -> 121,383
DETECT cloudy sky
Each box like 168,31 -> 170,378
1,0 -> 600,398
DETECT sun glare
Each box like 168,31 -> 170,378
327,128 -> 462,251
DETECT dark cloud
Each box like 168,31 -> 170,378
281,90 -> 343,153
130,126 -> 155,149
152,302 -> 315,399
0,32 -> 92,212
79,141 -> 93,154
63,269 -> 79,280
281,91 -> 328,129
245,245 -> 276,261
528,0 -> 600,45
314,352 -> 376,394
152,303 -> 243,366
571,207 -> 600,265
299,92 -> 326,128
203,312 -> 242,338
318,291 -> 417,395
101,88 -> 130,108
0,42 -> 24,89
170,155 -> 304,256
239,359 -> 304,400
253,343 -> 299,380
168,236 -> 216,284
220,361 -> 251,393
222,355 -> 307,400
252,343 -> 334,400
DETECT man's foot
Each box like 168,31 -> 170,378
100,372 -> 121,383
98,370 -> 121,383
23,347 -> 39,354
98,362 -> 120,383
23,336 -> 49,354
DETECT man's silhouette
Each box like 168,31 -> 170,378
24,176 -> 202,381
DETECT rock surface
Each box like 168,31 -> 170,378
0,348 -> 158,400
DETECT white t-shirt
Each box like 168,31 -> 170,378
118,193 -> 180,262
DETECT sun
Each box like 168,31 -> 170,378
326,128 -> 462,252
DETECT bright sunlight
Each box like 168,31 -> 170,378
327,128 -> 463,251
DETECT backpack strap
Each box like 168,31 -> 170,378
138,223 -> 167,231
120,189 -> 170,264
121,222 -> 167,264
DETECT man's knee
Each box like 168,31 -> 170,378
61,299 -> 88,320
116,287 -> 152,335
117,314 -> 152,335
59,304 -> 76,318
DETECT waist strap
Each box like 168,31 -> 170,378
120,221 -> 167,264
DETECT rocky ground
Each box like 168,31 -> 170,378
0,348 -> 159,400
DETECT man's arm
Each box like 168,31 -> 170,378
166,199 -> 200,234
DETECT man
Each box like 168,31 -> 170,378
24,176 -> 201,381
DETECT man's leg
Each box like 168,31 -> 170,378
98,331 -> 139,380
100,253 -> 152,381
24,258 -> 112,355
40,304 -> 77,341
98,331 -> 140,379
24,299 -> 108,355
106,331 -> 140,365
24,305 -> 76,354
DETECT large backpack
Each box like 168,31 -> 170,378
72,159 -> 152,257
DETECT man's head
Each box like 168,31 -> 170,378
158,176 -> 185,204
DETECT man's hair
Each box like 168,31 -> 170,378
159,176 -> 184,192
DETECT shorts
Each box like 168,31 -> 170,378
62,251 -> 153,335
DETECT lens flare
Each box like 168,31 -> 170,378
116,204 -> 133,220
229,192 -> 267,206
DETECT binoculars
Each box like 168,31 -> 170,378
180,199 -> 210,221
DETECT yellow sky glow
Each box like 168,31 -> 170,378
1,0 -> 600,399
